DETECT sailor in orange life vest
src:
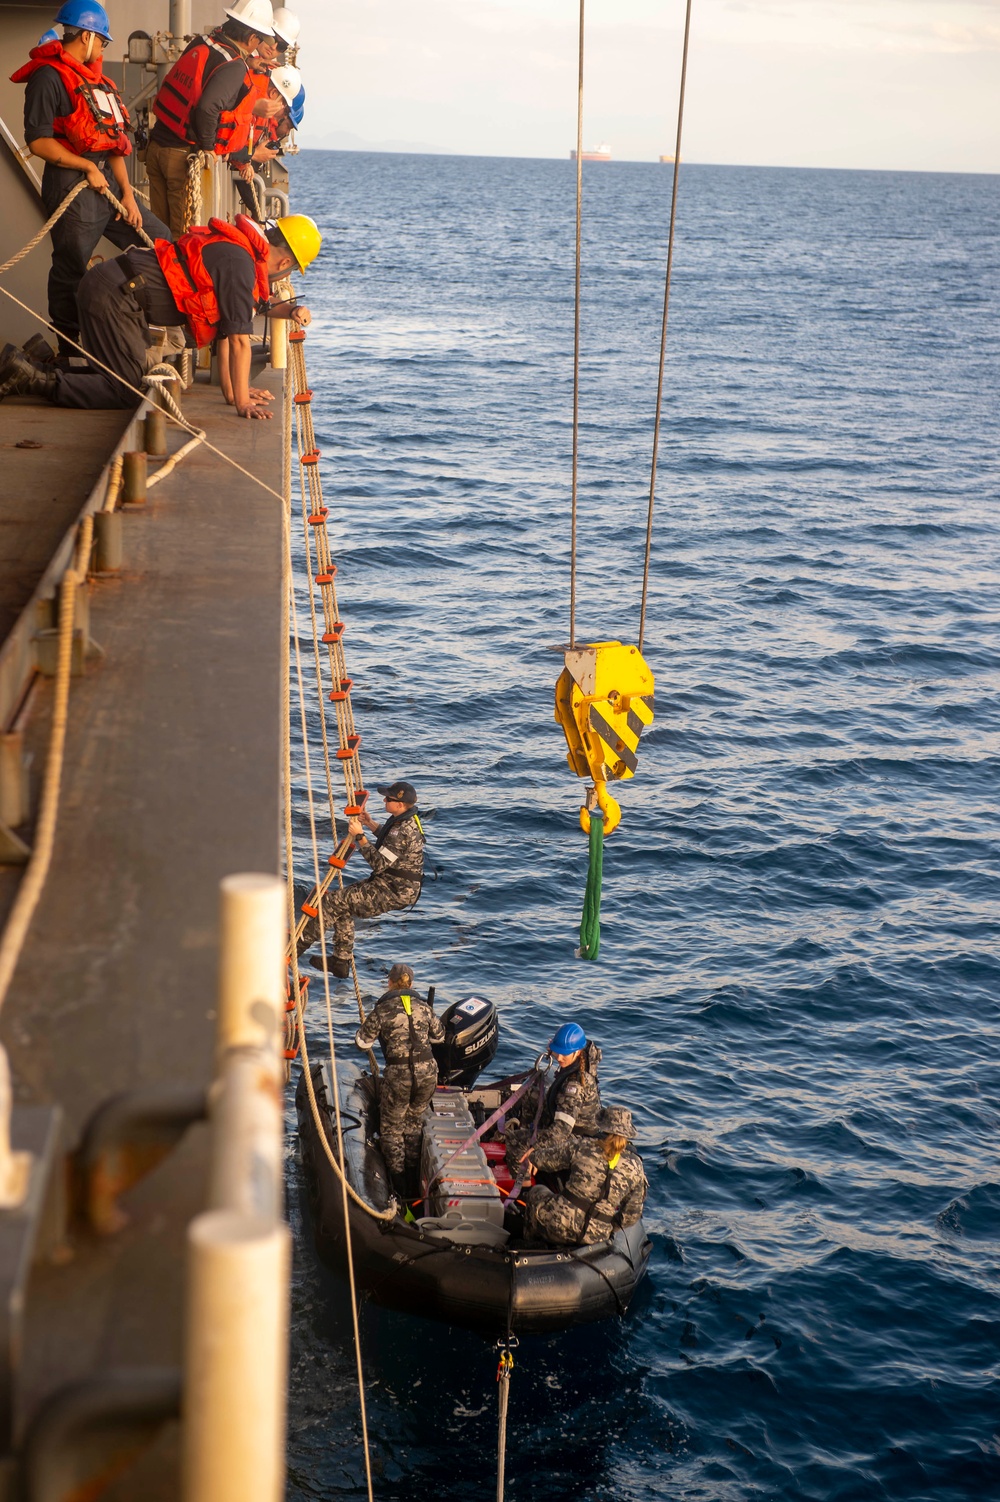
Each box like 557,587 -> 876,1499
146,0 -> 285,237
10,2 -> 170,357
0,214 -> 321,418
230,62 -> 301,217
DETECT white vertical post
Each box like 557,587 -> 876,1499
270,315 -> 288,370
169,0 -> 192,39
182,874 -> 288,1502
270,279 -> 292,371
217,872 -> 285,1066
183,1211 -> 290,1502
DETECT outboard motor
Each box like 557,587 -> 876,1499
432,996 -> 499,1087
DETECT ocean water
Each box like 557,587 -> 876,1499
283,154 -> 1000,1501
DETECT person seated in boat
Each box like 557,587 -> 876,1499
298,780 -> 425,980
354,962 -> 443,1201
521,1107 -> 646,1248
503,1021 -> 602,1166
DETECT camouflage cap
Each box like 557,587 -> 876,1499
596,1106 -> 636,1139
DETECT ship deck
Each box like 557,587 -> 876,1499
0,372 -> 284,1491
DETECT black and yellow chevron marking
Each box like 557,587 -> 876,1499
588,691 -> 654,780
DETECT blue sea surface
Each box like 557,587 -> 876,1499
283,153 -> 1000,1501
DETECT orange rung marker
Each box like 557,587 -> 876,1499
328,690 -> 348,703
307,510 -> 328,525
316,572 -> 335,585
301,902 -> 318,918
294,390 -> 313,404
336,734 -> 362,761
284,1046 -> 300,1060
302,451 -> 321,466
322,621 -> 345,642
289,330 -> 306,343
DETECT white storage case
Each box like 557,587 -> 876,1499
420,1088 -> 504,1226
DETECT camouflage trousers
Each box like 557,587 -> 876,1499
524,1184 -> 587,1247
378,1059 -> 438,1174
300,875 -> 420,961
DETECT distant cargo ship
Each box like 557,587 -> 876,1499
659,154 -> 675,164
570,143 -> 611,162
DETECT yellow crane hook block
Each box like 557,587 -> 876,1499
554,641 -> 655,836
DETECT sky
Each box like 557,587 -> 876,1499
291,0 -> 999,173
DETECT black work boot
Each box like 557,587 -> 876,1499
310,952 -> 351,979
0,348 -> 56,403
389,1169 -> 408,1206
22,334 -> 55,367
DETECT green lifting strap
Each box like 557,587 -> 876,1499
578,808 -> 604,961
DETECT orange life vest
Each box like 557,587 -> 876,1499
235,67 -> 275,157
153,30 -> 251,155
11,41 -> 131,157
154,215 -> 271,349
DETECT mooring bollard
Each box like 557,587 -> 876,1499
121,451 -> 147,505
144,407 -> 167,458
94,510 -> 122,572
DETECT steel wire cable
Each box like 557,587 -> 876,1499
639,0 -> 694,653
569,0 -> 585,649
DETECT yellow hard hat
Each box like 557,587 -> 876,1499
276,214 -> 321,273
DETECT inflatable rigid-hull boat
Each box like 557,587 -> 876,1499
295,1058 -> 652,1335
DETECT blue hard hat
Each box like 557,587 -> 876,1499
37,28 -> 60,44
549,1022 -> 586,1055
289,84 -> 305,129
55,1 -> 113,41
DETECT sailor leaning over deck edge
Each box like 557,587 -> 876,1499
0,212 -> 320,418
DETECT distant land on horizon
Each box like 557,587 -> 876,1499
300,129 -> 670,161
298,135 -> 998,176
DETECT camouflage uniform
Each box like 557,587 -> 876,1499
356,986 -> 444,1174
299,810 -> 424,961
523,1134 -> 647,1247
503,1041 -> 602,1165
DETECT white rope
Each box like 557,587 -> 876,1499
282,369 -> 382,1501
0,518 -> 91,1007
0,282 -> 286,506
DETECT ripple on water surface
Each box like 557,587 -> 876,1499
285,155 -> 1000,1501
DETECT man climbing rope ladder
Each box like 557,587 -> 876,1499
297,780 -> 425,978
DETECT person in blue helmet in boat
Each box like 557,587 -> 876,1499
503,1021 -> 603,1167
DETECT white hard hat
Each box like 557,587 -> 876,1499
269,63 -> 301,107
224,0 -> 274,36
271,7 -> 300,45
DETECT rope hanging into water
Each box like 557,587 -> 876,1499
638,0 -> 694,653
569,0 -> 585,649
578,806 -> 604,961
496,1344 -> 515,1502
280,365 -> 382,1502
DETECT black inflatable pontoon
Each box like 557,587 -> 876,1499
294,998 -> 652,1335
